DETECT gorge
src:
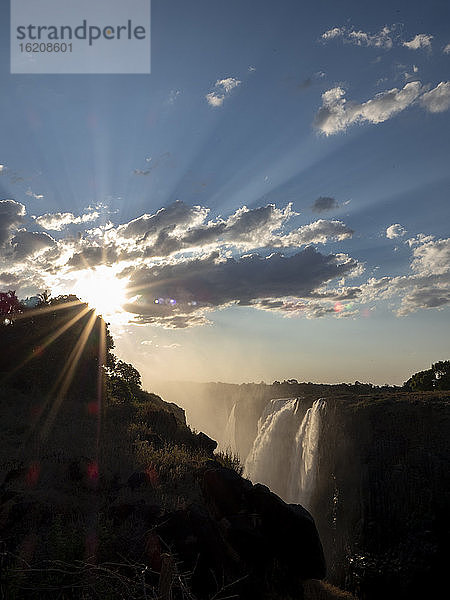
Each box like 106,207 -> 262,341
157,381 -> 449,599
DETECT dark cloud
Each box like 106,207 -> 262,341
0,199 -> 26,246
10,231 -> 56,259
120,200 -> 207,241
124,248 -> 359,326
66,245 -> 118,270
311,196 -> 340,213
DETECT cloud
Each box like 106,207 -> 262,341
0,199 -> 26,246
321,27 -> 344,41
10,230 -> 56,259
420,81 -> 450,113
361,237 -> 450,315
0,165 -> 5,173
403,34 -> 433,50
314,82 -> 424,135
321,25 -> 394,49
141,340 -> 181,349
311,196 -> 339,213
275,220 -> 353,246
66,245 -> 118,270
114,202 -> 353,259
34,209 -> 100,231
123,248 -> 360,327
444,44 -> 450,54
314,80 -> 450,135
321,26 -> 435,52
411,237 -> 450,275
4,196 -> 449,326
251,293 -> 361,319
206,77 -> 241,107
26,188 -> 44,200
386,224 -> 406,239
119,200 -> 208,242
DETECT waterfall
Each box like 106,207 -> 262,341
287,398 -> 327,507
244,398 -> 326,508
244,398 -> 302,498
220,402 -> 237,452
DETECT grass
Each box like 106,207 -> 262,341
0,381 -> 247,599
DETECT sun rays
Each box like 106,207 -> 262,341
71,266 -> 130,320
3,299 -> 108,461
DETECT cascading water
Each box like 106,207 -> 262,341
244,398 -> 303,499
286,398 -> 327,507
220,402 -> 237,452
244,398 -> 326,508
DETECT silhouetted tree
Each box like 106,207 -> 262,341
0,291 -> 114,399
403,360 -> 450,391
108,359 -> 142,403
432,360 -> 450,390
0,290 -> 22,322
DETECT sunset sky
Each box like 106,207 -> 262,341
1,0 -> 449,386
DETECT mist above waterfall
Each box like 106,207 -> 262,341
244,398 -> 326,508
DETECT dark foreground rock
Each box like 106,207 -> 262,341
1,461 -> 326,599
197,463 -> 326,598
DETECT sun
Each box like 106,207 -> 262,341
72,266 -> 129,318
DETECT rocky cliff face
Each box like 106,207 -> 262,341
174,387 -> 450,600
311,394 -> 450,600
0,385 -> 327,599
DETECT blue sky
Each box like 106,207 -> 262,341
1,0 -> 449,385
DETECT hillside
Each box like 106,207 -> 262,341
0,297 -> 328,599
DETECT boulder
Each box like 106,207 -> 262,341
199,465 -> 327,596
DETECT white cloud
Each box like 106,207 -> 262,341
444,44 -> 450,54
276,220 -> 353,246
321,27 -> 345,41
34,209 -> 100,231
406,233 -> 434,247
205,93 -> 225,107
0,165 -> 5,173
206,77 -> 241,107
420,81 -> 450,113
411,237 -> 450,275
217,78 -> 241,93
321,25 -> 394,49
403,34 -> 433,50
386,224 -> 406,239
109,202 -> 353,260
361,237 -> 450,315
314,82 -> 422,135
26,188 -> 44,200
